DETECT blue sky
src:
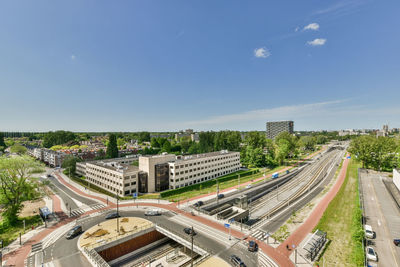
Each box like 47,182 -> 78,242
1,0 -> 400,132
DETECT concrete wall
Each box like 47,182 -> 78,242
394,169 -> 400,191
97,230 -> 165,262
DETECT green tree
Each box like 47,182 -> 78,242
199,132 -> 216,153
117,138 -> 125,147
42,130 -> 76,148
0,132 -> 6,152
162,140 -> 172,153
0,156 -> 42,224
150,137 -> 159,148
298,136 -> 316,151
138,132 -> 151,142
275,139 -> 290,165
62,155 -> 82,175
10,144 -> 27,155
244,131 -> 266,148
106,134 -> 119,158
188,142 -> 200,154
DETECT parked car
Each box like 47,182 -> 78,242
183,228 -> 196,236
248,240 -> 258,252
364,225 -> 374,239
230,255 -> 246,267
394,239 -> 400,246
194,201 -> 204,207
366,246 -> 378,262
217,194 -> 225,199
105,212 -> 120,220
66,225 -> 82,239
145,209 -> 161,216
272,172 -> 279,179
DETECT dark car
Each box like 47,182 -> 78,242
194,201 -> 204,207
183,228 -> 196,236
394,239 -> 400,246
248,240 -> 258,252
217,194 -> 225,199
66,225 -> 82,239
105,212 -> 120,220
230,255 -> 246,267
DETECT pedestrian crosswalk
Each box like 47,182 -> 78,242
258,250 -> 279,267
252,229 -> 268,241
69,203 -> 106,217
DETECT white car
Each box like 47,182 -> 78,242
366,246 -> 378,262
245,184 -> 252,189
145,209 -> 161,216
365,225 -> 374,239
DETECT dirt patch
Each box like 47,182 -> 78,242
19,199 -> 46,217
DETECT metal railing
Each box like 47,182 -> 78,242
83,247 -> 110,267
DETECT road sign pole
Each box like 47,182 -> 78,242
229,226 -> 231,240
191,226 -> 194,267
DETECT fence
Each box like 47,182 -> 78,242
83,247 -> 110,267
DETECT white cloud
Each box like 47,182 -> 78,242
70,55 -> 76,60
254,47 -> 271,58
307,38 -> 327,46
185,100 -> 346,126
303,23 -> 320,31
295,27 -> 300,32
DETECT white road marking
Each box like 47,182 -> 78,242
378,220 -> 381,226
371,197 -> 374,201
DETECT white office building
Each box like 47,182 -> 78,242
168,151 -> 240,189
85,160 -> 139,197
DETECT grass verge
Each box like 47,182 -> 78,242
0,215 -> 43,246
314,158 -> 364,266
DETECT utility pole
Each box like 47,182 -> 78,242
191,226 -> 194,267
0,240 -> 3,267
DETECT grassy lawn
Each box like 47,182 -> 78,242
0,215 -> 43,246
314,158 -> 364,267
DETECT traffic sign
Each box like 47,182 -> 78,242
224,223 -> 230,228
133,193 -> 137,198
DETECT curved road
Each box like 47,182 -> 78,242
44,210 -> 258,267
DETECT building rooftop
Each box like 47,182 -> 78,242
174,150 -> 238,162
89,161 -> 139,173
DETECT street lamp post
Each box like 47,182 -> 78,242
191,226 -> 194,267
116,194 -> 119,234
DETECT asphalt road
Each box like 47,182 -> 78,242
46,175 -> 99,210
360,170 -> 400,267
44,210 -> 258,267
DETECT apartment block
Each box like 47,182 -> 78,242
266,120 -> 294,139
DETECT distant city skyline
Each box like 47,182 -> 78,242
1,1 -> 399,132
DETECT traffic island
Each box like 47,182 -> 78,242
78,217 -> 208,267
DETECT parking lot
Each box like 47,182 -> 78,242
359,169 -> 400,266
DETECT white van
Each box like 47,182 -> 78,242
365,225 -> 374,239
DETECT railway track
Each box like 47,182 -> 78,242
250,148 -> 343,225
249,149 -> 335,213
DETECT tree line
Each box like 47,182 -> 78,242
348,135 -> 399,171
